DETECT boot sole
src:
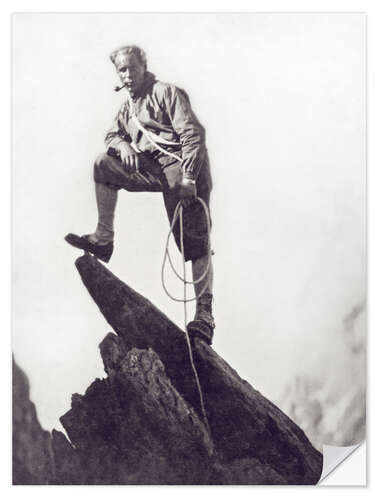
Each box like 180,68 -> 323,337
64,234 -> 113,263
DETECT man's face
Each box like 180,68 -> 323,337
114,53 -> 146,95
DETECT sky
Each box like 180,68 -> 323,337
12,13 -> 366,438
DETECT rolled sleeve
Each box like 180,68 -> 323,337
104,105 -> 131,151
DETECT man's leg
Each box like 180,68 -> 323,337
190,253 -> 215,342
189,172 -> 215,343
65,152 -> 163,261
92,152 -> 164,240
88,181 -> 118,243
163,172 -> 215,343
192,253 -> 213,298
75,154 -> 121,245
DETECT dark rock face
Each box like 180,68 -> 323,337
12,358 -> 54,485
12,253 -> 323,485
50,430 -> 82,485
57,253 -> 322,485
61,345 -> 213,484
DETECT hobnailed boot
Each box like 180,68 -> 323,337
65,181 -> 117,263
187,293 -> 215,345
64,233 -> 114,263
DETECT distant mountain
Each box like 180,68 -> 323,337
279,302 -> 366,450
12,357 -> 54,484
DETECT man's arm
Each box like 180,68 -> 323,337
164,85 -> 207,181
105,106 -> 129,150
105,107 -> 139,173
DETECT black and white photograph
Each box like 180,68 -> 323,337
12,12 -> 366,485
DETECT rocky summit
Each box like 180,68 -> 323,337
13,253 -> 323,485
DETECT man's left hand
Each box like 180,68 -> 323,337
179,178 -> 197,208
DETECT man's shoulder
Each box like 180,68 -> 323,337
153,80 -> 189,101
153,79 -> 176,95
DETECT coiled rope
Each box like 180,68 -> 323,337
161,198 -> 212,437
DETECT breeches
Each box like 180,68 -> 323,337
93,152 -> 212,262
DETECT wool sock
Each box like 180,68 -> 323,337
192,253 -> 213,299
94,182 -> 118,243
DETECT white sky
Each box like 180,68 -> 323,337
12,13 -> 365,433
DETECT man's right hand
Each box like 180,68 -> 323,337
116,142 -> 139,174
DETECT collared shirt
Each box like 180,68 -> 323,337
105,72 -> 208,180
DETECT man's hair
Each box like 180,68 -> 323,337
110,45 -> 147,69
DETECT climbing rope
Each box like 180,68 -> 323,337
161,198 -> 212,301
162,198 -> 212,437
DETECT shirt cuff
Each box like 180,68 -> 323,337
183,170 -> 196,181
105,136 -> 129,150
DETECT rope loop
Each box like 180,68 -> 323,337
161,197 -> 212,302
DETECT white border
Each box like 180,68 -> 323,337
2,1 -> 372,498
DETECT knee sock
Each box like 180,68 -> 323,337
192,254 -> 214,325
94,182 -> 118,242
192,254 -> 213,300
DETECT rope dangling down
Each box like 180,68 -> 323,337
161,198 -> 212,438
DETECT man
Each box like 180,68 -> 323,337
65,45 -> 215,344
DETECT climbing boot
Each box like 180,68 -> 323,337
187,293 -> 215,345
65,233 -> 114,263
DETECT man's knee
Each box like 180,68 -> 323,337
93,153 -> 112,183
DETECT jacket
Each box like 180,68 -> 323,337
105,72 -> 209,181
